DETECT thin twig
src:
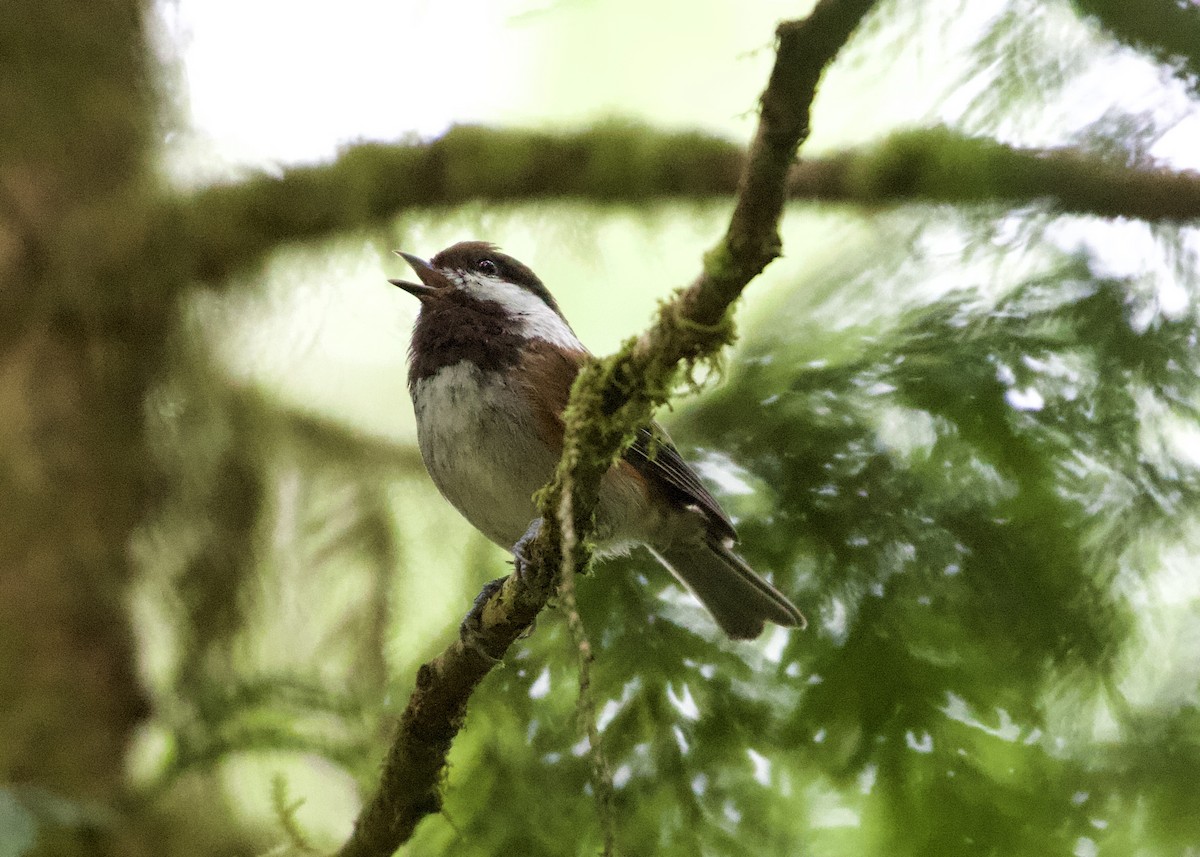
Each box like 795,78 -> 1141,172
557,483 -> 617,855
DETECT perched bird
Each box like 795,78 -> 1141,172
390,241 -> 804,639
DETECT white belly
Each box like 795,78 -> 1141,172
412,362 -> 561,548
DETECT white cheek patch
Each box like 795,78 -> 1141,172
456,273 -> 584,351
517,304 -> 585,352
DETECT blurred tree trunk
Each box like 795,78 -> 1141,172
0,0 -> 167,847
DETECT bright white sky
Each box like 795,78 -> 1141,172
159,0 -> 1200,188
160,0 -> 539,172
160,0 -> 828,178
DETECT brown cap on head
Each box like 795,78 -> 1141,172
427,241 -> 563,316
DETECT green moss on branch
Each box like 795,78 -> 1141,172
793,127 -> 1200,222
173,123 -> 744,286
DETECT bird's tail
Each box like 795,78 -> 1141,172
649,539 -> 805,640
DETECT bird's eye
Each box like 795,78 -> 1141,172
476,259 -> 498,276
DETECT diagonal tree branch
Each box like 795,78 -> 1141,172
335,2 -> 881,856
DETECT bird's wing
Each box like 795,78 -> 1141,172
518,341 -> 737,543
626,423 -> 738,544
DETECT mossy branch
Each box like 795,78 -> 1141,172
786,127 -> 1200,221
533,0 -> 886,558
169,123 -> 1200,292
335,2 -> 881,856
170,123 -> 744,285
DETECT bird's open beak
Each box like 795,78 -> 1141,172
389,251 -> 451,299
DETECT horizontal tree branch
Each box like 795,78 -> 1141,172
787,127 -> 1200,221
335,1 -> 882,855
169,123 -> 1200,291
169,124 -> 744,285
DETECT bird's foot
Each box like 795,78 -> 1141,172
510,517 -> 544,583
458,576 -> 507,663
